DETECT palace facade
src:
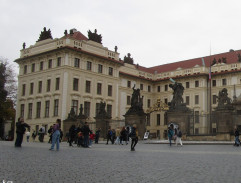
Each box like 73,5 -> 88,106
15,28 -> 241,139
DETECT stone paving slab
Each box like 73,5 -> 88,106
0,141 -> 241,183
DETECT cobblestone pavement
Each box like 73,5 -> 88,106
1,141 -> 241,183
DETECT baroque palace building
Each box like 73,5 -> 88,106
15,27 -> 241,139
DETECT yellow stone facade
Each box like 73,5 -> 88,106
15,28 -> 241,139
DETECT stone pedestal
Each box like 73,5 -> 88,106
124,114 -> 146,138
212,110 -> 233,133
95,118 -> 111,138
165,111 -> 192,135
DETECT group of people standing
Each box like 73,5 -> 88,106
106,125 -> 138,151
167,124 -> 183,147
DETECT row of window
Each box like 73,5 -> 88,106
23,57 -> 114,76
127,81 -> 152,92
19,100 -> 112,119
73,78 -> 113,96
22,78 -> 60,96
20,99 -> 59,119
21,78 -> 113,96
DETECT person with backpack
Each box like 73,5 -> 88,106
176,127 -> 183,146
168,125 -> 174,146
130,124 -> 138,151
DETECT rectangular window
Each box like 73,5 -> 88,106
85,80 -> 91,93
54,99 -> 59,116
31,63 -> 35,72
97,83 -> 102,95
140,84 -> 143,90
57,57 -> 61,67
74,58 -> 80,68
45,100 -> 50,117
195,95 -> 199,105
186,82 -> 189,88
98,64 -> 103,73
96,103 -> 100,116
22,84 -> 26,96
146,114 -> 150,126
127,96 -> 131,105
157,86 -> 161,92
195,128 -> 199,134
147,99 -> 151,108
87,61 -> 92,70
73,78 -> 79,91
48,59 -> 52,69
108,85 -> 112,96
213,95 -> 217,104
107,104 -> 112,117
109,67 -> 113,76
195,111 -> 199,123
20,104 -> 25,118
148,85 -> 151,92
47,79 -> 51,92
24,65 -> 27,74
36,102 -> 41,118
157,114 -> 160,126
127,81 -> 131,88
30,82 -> 34,95
72,100 -> 78,115
28,103 -> 33,119
38,81 -> 42,93
40,61 -> 43,71
84,101 -> 90,117
164,98 -> 168,104
186,96 -> 190,105
195,80 -> 199,87
212,80 -> 216,87
222,78 -> 227,86
55,78 -> 60,90
165,84 -> 168,91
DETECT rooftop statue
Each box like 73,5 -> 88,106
37,27 -> 53,42
124,53 -> 134,64
88,29 -> 102,44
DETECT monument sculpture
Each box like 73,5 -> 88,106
37,27 -> 53,42
123,53 -> 134,65
216,88 -> 233,110
88,29 -> 102,44
124,85 -> 146,138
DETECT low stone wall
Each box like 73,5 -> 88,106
185,133 -> 233,141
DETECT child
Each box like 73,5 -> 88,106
89,133 -> 95,147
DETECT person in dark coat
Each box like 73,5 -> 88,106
81,122 -> 91,148
130,124 -> 138,151
95,128 -> 101,144
106,127 -> 112,145
15,117 -> 30,147
68,125 -> 76,146
48,126 -> 53,143
234,128 -> 240,146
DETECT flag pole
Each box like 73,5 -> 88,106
209,42 -> 212,134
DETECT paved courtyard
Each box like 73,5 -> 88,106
1,141 -> 241,183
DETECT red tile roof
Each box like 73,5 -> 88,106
64,31 -> 88,41
148,50 -> 241,73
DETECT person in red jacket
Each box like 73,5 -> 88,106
89,132 -> 95,147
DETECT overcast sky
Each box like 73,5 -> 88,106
1,0 -> 241,73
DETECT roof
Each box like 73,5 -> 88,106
148,50 -> 241,73
63,31 -> 88,41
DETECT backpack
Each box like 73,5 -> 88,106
178,131 -> 182,138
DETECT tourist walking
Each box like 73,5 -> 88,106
130,124 -> 138,151
95,128 -> 101,144
49,119 -> 61,151
168,125 -> 174,146
38,126 -> 45,142
234,128 -> 240,146
32,130 -> 36,142
106,127 -> 112,145
114,128 -> 120,145
26,130 -> 30,142
48,126 -> 53,143
15,117 -> 30,147
81,122 -> 91,148
120,126 -> 128,145
176,127 -> 183,146
68,125 -> 76,146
